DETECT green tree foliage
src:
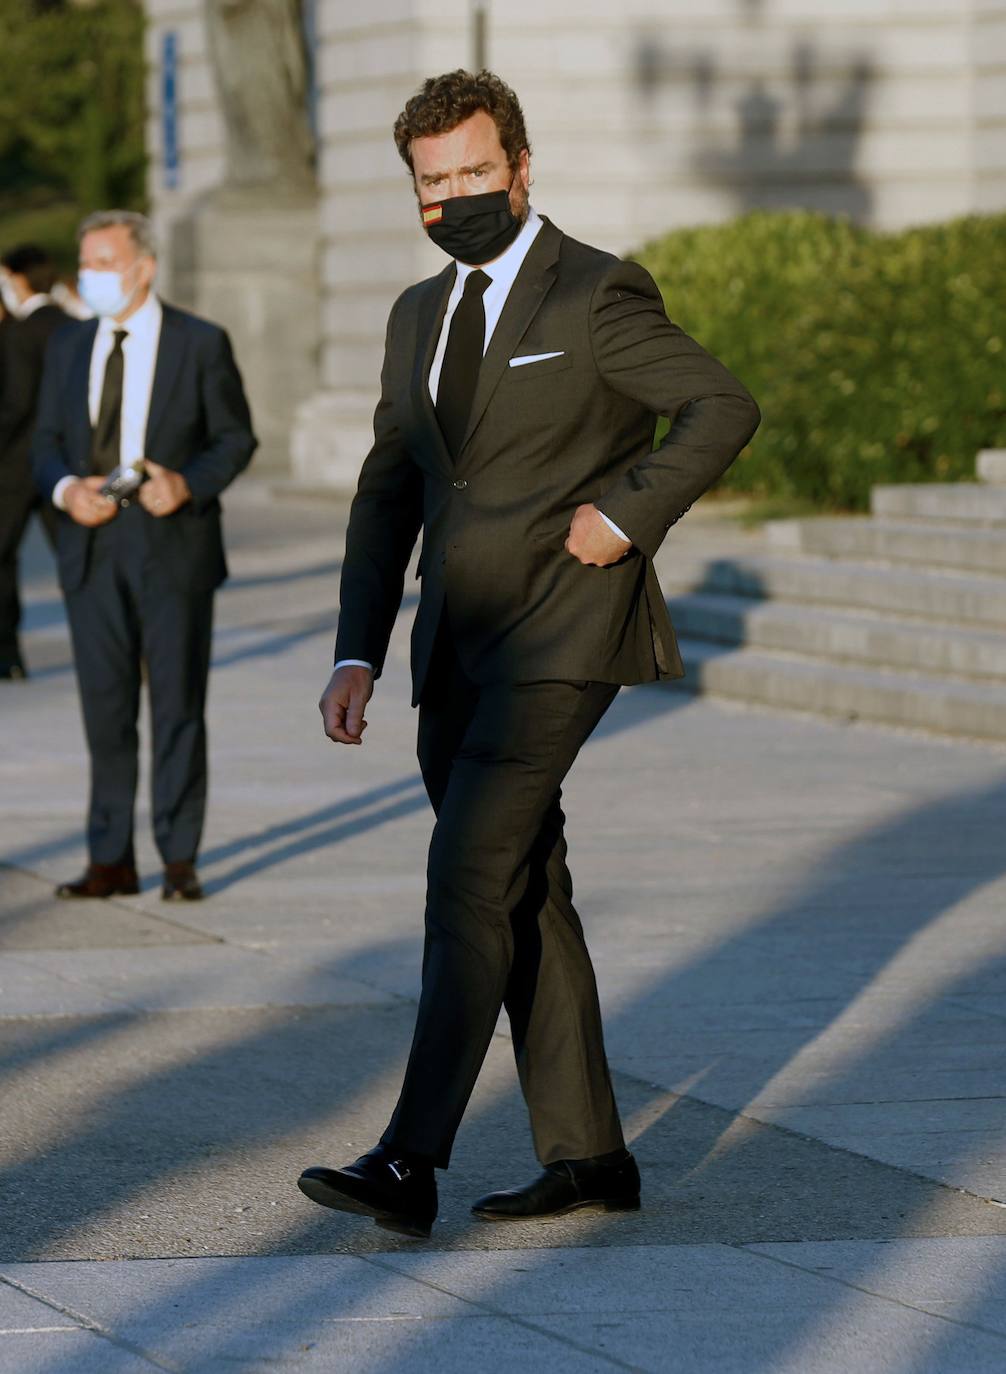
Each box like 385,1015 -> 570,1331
0,0 -> 146,241
636,211 -> 1006,509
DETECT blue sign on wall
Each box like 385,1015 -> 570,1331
162,31 -> 179,190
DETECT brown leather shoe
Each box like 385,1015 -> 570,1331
162,861 -> 203,902
55,863 -> 139,900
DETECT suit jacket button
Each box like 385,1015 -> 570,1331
453,479 -> 467,490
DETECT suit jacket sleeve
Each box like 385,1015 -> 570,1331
30,330 -> 75,502
181,327 -> 257,511
333,298 -> 424,678
0,320 -> 36,466
591,260 -> 761,559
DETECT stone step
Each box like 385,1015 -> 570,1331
871,483 -> 1006,525
668,593 -> 1006,681
670,638 -> 1006,741
661,553 -> 1006,628
765,517 -> 1006,576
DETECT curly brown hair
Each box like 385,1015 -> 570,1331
393,70 -> 531,174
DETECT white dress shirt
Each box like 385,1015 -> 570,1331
16,292 -> 51,320
336,207 -> 628,672
53,292 -> 164,510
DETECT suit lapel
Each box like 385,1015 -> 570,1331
69,320 -> 99,469
144,305 -> 186,451
411,266 -> 455,475
459,218 -> 562,458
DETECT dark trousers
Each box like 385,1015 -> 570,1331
0,477 -> 58,670
63,505 -> 214,866
382,618 -> 625,1168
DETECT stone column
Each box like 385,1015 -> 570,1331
145,0 -> 322,471
290,0 -> 469,488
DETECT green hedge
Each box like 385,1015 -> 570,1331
634,211 -> 1006,510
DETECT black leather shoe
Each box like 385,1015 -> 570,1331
162,861 -> 203,901
56,863 -> 139,899
472,1149 -> 640,1221
298,1145 -> 437,1239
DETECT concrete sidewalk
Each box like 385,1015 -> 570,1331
2,482 -> 1005,1373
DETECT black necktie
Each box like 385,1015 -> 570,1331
435,269 -> 490,460
91,329 -> 128,475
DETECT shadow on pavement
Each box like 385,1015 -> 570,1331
223,559 -> 344,592
2,758 -> 1005,1371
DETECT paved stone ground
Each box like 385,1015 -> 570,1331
1,481 -> 1005,1373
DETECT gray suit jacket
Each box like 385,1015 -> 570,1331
335,217 -> 760,704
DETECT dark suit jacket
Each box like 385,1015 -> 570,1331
335,218 -> 760,704
0,303 -> 68,492
32,302 -> 257,593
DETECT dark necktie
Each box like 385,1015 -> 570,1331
91,329 -> 128,475
435,269 -> 490,460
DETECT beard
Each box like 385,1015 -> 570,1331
508,172 -> 530,225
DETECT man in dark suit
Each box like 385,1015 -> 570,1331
32,210 -> 256,901
298,72 -> 760,1238
0,245 -> 66,679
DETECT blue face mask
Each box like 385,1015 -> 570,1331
78,268 -> 138,318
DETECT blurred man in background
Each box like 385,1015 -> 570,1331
32,210 -> 257,901
0,244 -> 66,679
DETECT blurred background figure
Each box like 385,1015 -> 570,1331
31,210 -> 257,904
50,275 -> 94,321
0,243 -> 67,680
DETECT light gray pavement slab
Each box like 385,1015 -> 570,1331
2,486 -> 1006,1372
5,1243 -> 1006,1373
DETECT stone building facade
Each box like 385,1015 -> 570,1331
142,0 -> 1006,483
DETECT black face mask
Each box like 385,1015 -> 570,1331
421,178 -> 523,265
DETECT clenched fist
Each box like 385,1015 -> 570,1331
565,503 -> 632,567
319,664 -> 375,745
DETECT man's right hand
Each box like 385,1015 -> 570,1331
64,476 -> 118,527
319,665 -> 375,745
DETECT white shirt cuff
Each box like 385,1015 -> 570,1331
596,509 -> 631,544
334,659 -> 373,671
52,476 -> 76,511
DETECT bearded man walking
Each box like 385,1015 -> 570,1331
298,71 -> 760,1238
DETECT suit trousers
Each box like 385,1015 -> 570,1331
0,476 -> 58,669
63,504 -> 214,866
382,616 -> 626,1169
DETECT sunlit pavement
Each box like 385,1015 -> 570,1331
2,480 -> 1005,1373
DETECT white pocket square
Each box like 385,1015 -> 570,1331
508,351 -> 565,368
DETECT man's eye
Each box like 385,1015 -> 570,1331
472,169 -> 485,177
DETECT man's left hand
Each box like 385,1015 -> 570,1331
139,460 -> 191,518
565,503 -> 632,567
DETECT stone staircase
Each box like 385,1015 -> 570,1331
659,452 -> 1006,741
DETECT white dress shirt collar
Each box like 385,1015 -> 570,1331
97,289 -> 162,343
17,293 -> 51,320
453,206 -> 543,294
